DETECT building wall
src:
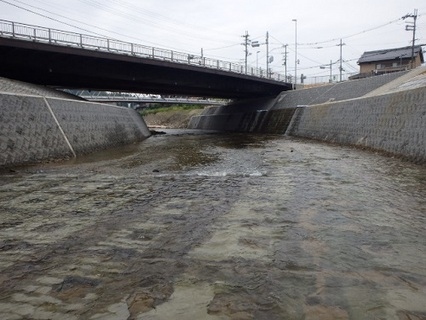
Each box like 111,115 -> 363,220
359,55 -> 422,74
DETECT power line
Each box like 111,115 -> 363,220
242,31 -> 250,74
299,17 -> 403,46
0,0 -> 114,38
402,9 -> 418,68
343,61 -> 358,72
0,0 -> 229,52
2,0 -> 240,51
0,0 -> 252,64
105,0 -> 239,39
76,0 -> 238,46
204,43 -> 241,51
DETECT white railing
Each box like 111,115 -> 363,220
0,19 -> 285,82
65,90 -> 228,105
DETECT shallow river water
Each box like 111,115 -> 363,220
0,130 -> 425,320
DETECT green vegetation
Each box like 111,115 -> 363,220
139,104 -> 205,116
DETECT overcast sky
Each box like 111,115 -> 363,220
1,0 -> 426,84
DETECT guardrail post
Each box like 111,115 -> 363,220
48,28 -> 51,44
107,39 -> 110,51
152,47 -> 155,58
131,43 -> 134,55
171,51 -> 173,61
80,34 -> 83,47
217,60 -> 219,69
12,21 -> 15,38
33,28 -> 36,41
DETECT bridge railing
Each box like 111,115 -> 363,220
0,19 -> 285,82
65,89 -> 228,105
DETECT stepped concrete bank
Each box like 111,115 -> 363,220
189,69 -> 426,164
0,78 -> 151,167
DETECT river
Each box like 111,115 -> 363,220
0,130 -> 425,320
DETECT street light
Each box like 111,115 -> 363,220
292,19 -> 298,88
266,31 -> 269,78
320,60 -> 333,83
256,50 -> 260,69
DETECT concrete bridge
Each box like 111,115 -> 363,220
1,19 -> 425,167
0,20 -> 291,99
67,90 -> 227,106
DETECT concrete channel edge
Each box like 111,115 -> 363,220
0,92 -> 151,167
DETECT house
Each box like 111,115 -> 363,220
351,45 -> 424,79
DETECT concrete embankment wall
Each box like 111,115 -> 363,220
287,86 -> 426,163
188,96 -> 300,133
0,92 -> 151,167
189,70 -> 425,163
189,71 -> 408,133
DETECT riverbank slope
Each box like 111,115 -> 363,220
0,77 -> 151,167
143,108 -> 204,129
189,68 -> 426,164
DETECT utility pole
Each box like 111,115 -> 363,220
336,39 -> 345,82
241,31 -> 250,74
283,44 -> 288,82
256,50 -> 260,69
320,60 -> 333,83
403,9 -> 418,69
266,31 -> 269,78
292,19 -> 298,88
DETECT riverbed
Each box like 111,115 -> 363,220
0,130 -> 425,319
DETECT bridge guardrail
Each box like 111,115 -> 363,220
0,19 -> 285,82
66,90 -> 228,105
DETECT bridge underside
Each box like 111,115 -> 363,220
0,38 -> 292,99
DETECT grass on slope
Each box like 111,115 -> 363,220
139,104 -> 204,116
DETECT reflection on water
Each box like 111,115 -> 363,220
0,129 -> 425,320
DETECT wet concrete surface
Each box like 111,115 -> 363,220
0,129 -> 425,319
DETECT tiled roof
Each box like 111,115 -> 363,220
358,45 -> 423,64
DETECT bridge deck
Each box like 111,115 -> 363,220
0,20 -> 292,99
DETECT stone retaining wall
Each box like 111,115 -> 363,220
189,72 -> 408,133
274,71 -> 408,109
189,108 -> 296,133
287,87 -> 426,163
0,92 -> 151,167
189,70 -> 425,163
